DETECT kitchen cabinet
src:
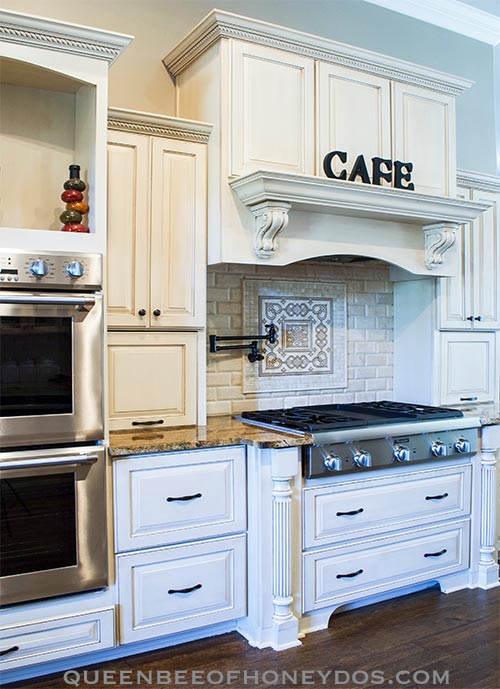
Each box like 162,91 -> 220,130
439,331 -> 496,406
107,110 -> 211,328
113,447 -> 247,645
438,174 -> 500,330
107,331 -> 198,430
0,9 -> 131,255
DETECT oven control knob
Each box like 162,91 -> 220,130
455,438 -> 471,454
353,450 -> 372,468
393,446 -> 411,462
29,259 -> 49,278
66,261 -> 85,279
323,454 -> 342,472
430,440 -> 448,457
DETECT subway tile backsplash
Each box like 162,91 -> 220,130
207,260 -> 394,416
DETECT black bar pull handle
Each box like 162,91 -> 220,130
460,396 -> 478,401
424,548 -> 447,558
166,493 -> 202,502
425,493 -> 449,501
0,645 -> 19,657
336,568 -> 364,579
168,584 -> 202,594
336,508 -> 364,516
131,419 -> 165,426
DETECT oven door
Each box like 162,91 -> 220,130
0,446 -> 107,606
0,292 -> 103,448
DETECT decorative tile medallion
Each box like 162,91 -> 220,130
243,279 -> 347,394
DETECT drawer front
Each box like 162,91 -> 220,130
115,447 -> 246,551
0,609 -> 114,671
303,520 -> 469,612
304,465 -> 471,549
117,535 -> 246,644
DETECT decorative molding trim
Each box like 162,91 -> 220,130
107,107 -> 212,143
364,0 -> 500,46
251,202 -> 291,258
476,426 -> 500,588
422,222 -> 459,270
457,169 -> 500,193
0,9 -> 132,65
163,9 -> 473,95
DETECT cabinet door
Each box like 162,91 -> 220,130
317,63 -> 391,181
107,131 -> 150,327
150,138 -> 206,328
439,332 -> 496,405
471,189 -> 500,329
108,331 -> 198,429
230,41 -> 314,176
393,83 -> 456,197
437,188 -> 473,329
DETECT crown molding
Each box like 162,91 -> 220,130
108,107 -> 212,143
0,9 -> 132,65
364,0 -> 500,46
163,9 -> 474,95
457,168 -> 500,191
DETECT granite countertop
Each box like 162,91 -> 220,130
108,415 -> 313,457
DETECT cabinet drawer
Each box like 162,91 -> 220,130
304,465 -> 471,549
439,332 -> 497,405
117,535 -> 246,644
303,520 -> 469,612
114,447 -> 246,551
0,609 -> 114,672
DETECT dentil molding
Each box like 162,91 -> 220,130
163,9 -> 473,95
456,169 -> 500,193
108,108 -> 212,143
0,9 -> 132,64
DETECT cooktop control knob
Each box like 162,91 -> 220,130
29,259 -> 49,278
455,438 -> 471,454
430,440 -> 447,457
323,454 -> 342,472
393,445 -> 411,462
353,450 -> 372,468
66,261 -> 85,279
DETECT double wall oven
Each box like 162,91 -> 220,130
0,251 -> 107,606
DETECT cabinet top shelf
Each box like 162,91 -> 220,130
0,57 -> 87,92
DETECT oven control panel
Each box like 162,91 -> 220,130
0,251 -> 102,290
304,427 -> 479,478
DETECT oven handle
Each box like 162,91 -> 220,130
0,454 -> 100,470
0,295 -> 96,309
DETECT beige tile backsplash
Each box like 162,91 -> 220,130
207,260 -> 394,416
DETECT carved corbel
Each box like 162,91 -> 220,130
422,222 -> 460,270
251,201 -> 291,259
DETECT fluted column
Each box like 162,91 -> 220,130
477,427 -> 499,588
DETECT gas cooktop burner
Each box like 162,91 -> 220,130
238,401 -> 464,433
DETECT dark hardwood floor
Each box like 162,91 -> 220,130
7,587 -> 499,689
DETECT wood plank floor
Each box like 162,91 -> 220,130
7,586 -> 499,689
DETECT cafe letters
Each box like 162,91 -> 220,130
323,151 -> 415,190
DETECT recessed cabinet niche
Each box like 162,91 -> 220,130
107,111 -> 211,328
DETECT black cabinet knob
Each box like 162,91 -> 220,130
138,309 -> 146,317
474,316 -> 482,321
153,309 -> 161,317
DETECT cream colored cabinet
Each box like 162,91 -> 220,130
439,331 -> 497,406
393,82 -> 456,197
107,331 -> 198,429
107,111 -> 210,328
230,41 -> 314,176
317,63 -> 391,180
438,177 -> 500,330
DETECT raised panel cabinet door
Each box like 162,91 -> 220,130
471,189 -> 500,329
437,188 -> 473,329
439,332 -> 496,405
150,138 -> 207,327
393,83 -> 456,197
317,63 -> 391,181
107,331 -> 197,429
107,131 -> 150,327
231,41 -> 314,176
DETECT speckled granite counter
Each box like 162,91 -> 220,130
108,416 -> 313,457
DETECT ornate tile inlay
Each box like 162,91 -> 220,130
243,279 -> 347,394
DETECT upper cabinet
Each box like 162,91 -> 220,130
0,9 -> 132,254
438,172 -> 500,330
106,110 -> 211,328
